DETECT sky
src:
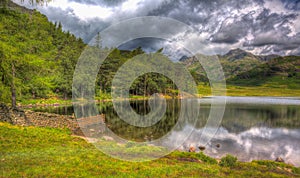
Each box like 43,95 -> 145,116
14,0 -> 300,59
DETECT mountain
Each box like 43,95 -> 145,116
222,48 -> 259,61
258,54 -> 281,61
222,48 -> 280,62
229,56 -> 300,87
179,55 -> 189,62
180,49 -> 300,88
180,48 -> 279,63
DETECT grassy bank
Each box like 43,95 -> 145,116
198,85 -> 300,97
19,97 -> 72,106
1,122 -> 299,177
17,85 -> 300,107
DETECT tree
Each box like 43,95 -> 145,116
19,0 -> 52,6
0,2 -> 85,107
1,0 -> 52,9
95,32 -> 102,49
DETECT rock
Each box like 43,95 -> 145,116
275,157 -> 284,163
0,103 -> 31,125
1,106 -> 105,136
0,103 -> 13,124
216,143 -> 221,148
103,136 -> 114,141
198,145 -> 206,151
189,146 -> 196,152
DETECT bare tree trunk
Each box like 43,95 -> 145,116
64,91 -> 67,100
11,63 -> 16,108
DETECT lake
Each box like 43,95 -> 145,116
31,97 -> 300,166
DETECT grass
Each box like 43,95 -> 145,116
198,84 -> 300,97
19,97 -> 72,106
1,122 -> 299,177
226,85 -> 300,96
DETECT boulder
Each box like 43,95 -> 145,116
189,146 -> 196,152
275,157 -> 284,163
198,145 -> 206,151
0,103 -> 30,125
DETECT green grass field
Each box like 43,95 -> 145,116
1,122 -> 299,177
197,84 -> 300,97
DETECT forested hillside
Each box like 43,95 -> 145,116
0,2 -> 85,106
0,2 -> 177,106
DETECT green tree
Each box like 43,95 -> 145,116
0,2 -> 85,106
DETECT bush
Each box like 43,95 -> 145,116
195,152 -> 218,164
219,154 -> 238,167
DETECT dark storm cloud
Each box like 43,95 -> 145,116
117,37 -> 192,60
16,0 -> 300,56
210,15 -> 252,44
249,33 -> 300,55
253,8 -> 297,32
148,0 -> 300,55
38,7 -> 110,42
281,0 -> 300,10
118,38 -> 164,52
242,8 -> 300,55
148,0 -> 259,29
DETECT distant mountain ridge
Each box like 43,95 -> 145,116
179,48 -> 280,62
221,48 -> 280,62
180,48 -> 300,88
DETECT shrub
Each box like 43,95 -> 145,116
195,152 -> 218,164
219,154 -> 238,167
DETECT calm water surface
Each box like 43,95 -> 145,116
32,97 -> 300,166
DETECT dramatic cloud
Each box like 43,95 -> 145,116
13,0 -> 300,58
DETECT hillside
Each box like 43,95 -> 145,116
230,56 -> 300,88
182,49 -> 300,90
0,2 -> 85,105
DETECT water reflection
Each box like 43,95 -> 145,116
167,126 -> 300,166
30,97 -> 300,166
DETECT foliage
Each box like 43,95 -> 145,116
219,154 -> 238,167
96,48 -> 179,98
169,151 -> 218,164
0,3 -> 85,105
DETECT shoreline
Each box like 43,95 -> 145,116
0,106 -> 299,168
17,95 -> 300,109
0,121 -> 300,170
